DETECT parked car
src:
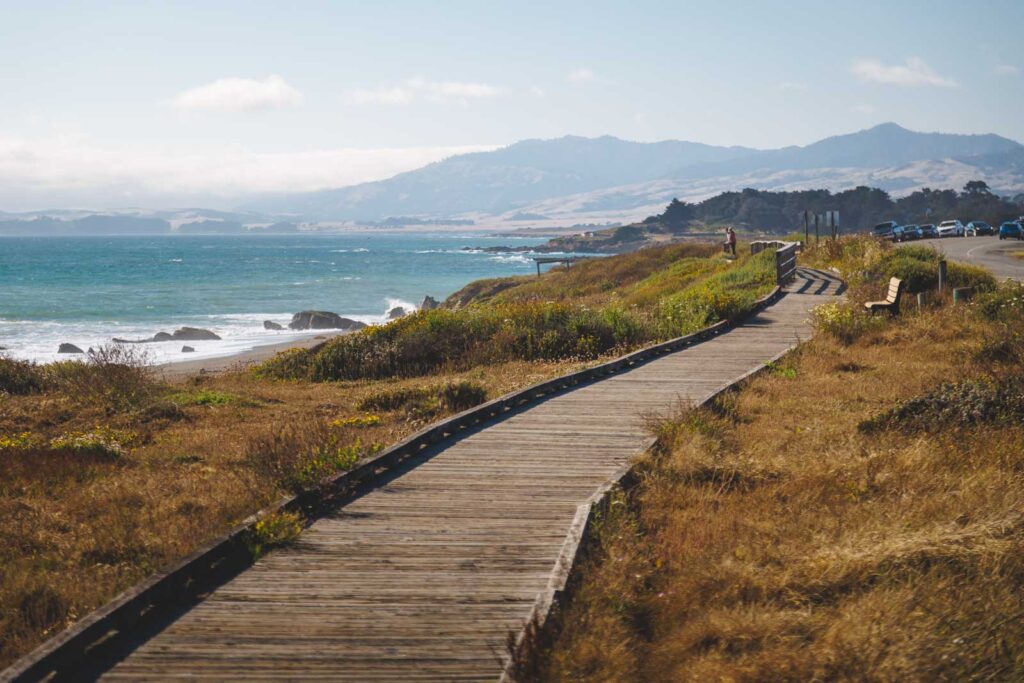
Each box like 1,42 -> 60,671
872,221 -> 899,239
936,219 -> 964,237
965,220 -> 995,236
999,221 -> 1024,240
894,224 -> 923,241
920,223 -> 938,238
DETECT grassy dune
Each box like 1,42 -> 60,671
261,243 -> 777,382
518,238 -> 1023,681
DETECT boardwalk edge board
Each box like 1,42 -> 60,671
500,334 -> 802,683
3,281 -> 786,683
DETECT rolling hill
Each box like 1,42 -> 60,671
245,123 -> 1024,223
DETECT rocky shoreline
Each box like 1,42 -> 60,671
54,295 -> 443,357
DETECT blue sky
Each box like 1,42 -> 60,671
0,0 -> 1021,209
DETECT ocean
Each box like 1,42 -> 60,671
0,233 -> 551,365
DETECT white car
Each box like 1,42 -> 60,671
936,219 -> 964,237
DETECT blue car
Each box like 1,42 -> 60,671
894,224 -> 923,242
920,224 -> 938,238
999,221 -> 1023,240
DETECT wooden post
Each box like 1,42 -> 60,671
536,261 -> 541,278
814,214 -> 819,243
804,210 -> 809,245
937,259 -> 947,292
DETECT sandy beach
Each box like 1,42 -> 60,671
155,330 -> 353,380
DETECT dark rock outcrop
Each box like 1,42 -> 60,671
181,346 -> 195,353
171,327 -> 221,341
387,306 -> 406,320
420,296 -> 439,311
288,311 -> 367,331
114,327 -> 221,344
263,320 -> 284,331
58,343 -> 84,354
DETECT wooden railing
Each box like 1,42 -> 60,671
775,242 -> 799,284
1,285 -> 787,683
750,240 -> 799,285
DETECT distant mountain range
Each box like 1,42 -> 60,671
245,123 -> 1024,224
4,123 -> 1023,235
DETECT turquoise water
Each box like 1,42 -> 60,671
0,233 -> 549,363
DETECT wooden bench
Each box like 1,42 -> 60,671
864,277 -> 905,316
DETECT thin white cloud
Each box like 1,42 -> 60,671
778,81 -> 809,91
0,135 -> 496,209
850,57 -> 957,87
566,67 -> 600,84
855,103 -> 876,114
994,63 -> 1019,76
344,79 -> 503,106
171,75 -> 303,112
529,86 -> 546,97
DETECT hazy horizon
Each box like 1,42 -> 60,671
2,0 -> 1022,211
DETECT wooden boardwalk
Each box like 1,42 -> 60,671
101,269 -> 842,681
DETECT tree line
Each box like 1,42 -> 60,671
644,181 -> 1024,234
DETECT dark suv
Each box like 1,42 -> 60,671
894,224 -> 923,241
965,221 -> 995,236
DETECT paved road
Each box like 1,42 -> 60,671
915,235 -> 1024,280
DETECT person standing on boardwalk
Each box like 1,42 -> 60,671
726,227 -> 737,256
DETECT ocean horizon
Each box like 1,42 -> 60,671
0,232 -> 553,365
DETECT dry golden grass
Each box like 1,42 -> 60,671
528,302 -> 1024,681
0,356 -> 583,668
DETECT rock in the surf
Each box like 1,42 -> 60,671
116,327 -> 220,343
171,327 -> 221,341
288,311 -> 367,331
181,345 -> 195,353
420,295 -> 439,310
387,306 -> 407,319
263,320 -> 284,330
58,343 -> 84,354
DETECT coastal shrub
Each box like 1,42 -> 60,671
975,280 -> 1024,322
0,432 -> 42,451
657,250 -> 775,335
245,418 -> 372,492
438,381 -> 489,413
947,261 -> 996,291
49,426 -> 133,460
835,243 -> 997,295
0,356 -> 46,395
357,381 -> 489,420
860,374 -> 1024,433
247,511 -> 303,557
307,304 -> 648,382
329,414 -> 381,428
255,347 -> 314,381
879,255 -> 937,293
44,345 -> 155,413
811,301 -> 885,345
167,389 -> 243,407
260,244 -> 777,383
621,257 -> 722,308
